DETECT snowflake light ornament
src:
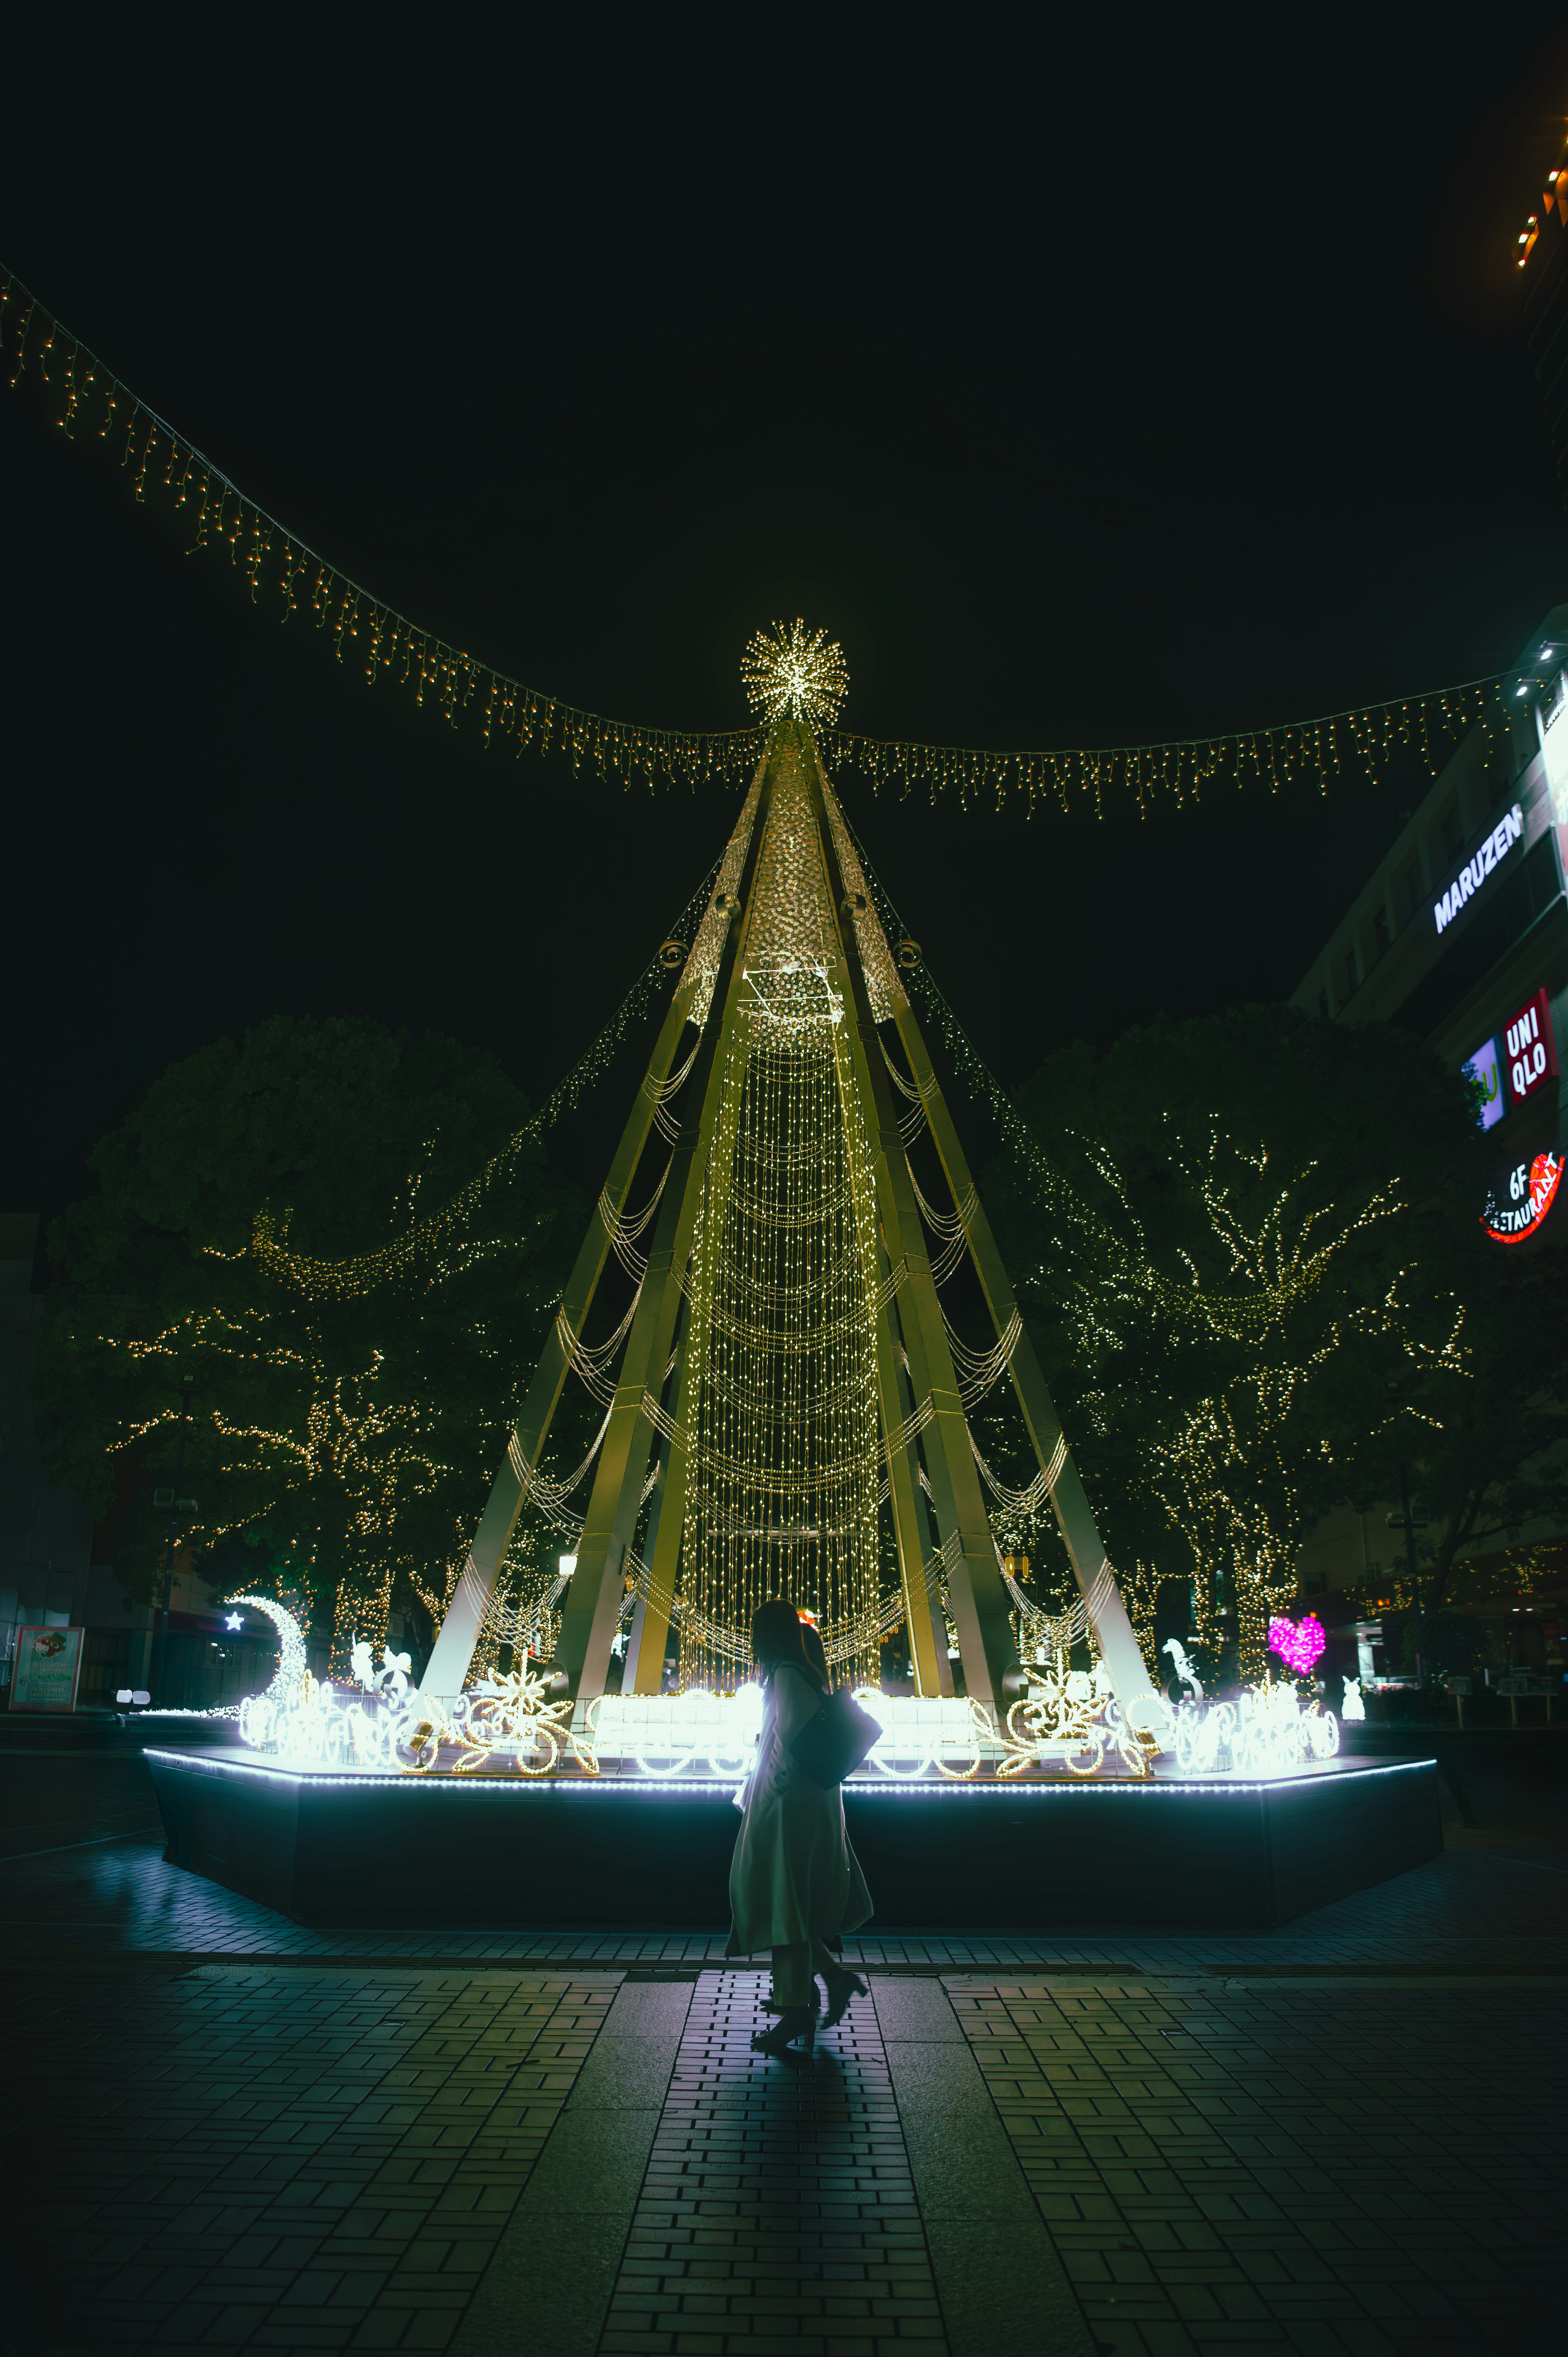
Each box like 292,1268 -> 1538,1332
741,618 -> 849,729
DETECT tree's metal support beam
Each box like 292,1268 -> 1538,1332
421,981 -> 699,1706
870,1279 -> 946,1697
890,1004 -> 1164,1733
889,1292 -> 954,1695
808,760 -> 1021,1709
618,1426 -> 670,1694
555,768 -> 775,1699
629,1036 -> 752,1694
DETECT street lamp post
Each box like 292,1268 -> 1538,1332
149,1373 -> 198,1706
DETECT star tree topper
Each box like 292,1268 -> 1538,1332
741,619 -> 849,729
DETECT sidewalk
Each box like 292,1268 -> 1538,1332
2,1831 -> 1563,2354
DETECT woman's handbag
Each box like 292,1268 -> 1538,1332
788,1684 -> 883,1788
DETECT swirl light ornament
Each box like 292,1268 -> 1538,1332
741,619 -> 849,729
1170,1677 -> 1339,1775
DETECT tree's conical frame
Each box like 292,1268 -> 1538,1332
422,722 -> 1160,1733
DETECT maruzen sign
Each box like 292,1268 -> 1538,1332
1433,804 -> 1524,935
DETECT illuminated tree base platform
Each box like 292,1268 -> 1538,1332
146,1748 -> 1441,1932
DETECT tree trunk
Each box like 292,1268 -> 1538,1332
1424,1493 -> 1486,1615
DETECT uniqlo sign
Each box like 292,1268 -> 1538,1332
1504,988 -> 1557,1110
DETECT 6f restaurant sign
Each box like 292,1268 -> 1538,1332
1479,992 -> 1561,1242
1485,1144 -> 1563,1242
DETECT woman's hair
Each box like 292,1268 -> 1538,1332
751,1598 -> 823,1683
799,1620 -> 829,1684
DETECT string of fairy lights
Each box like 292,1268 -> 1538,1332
85,1298 -> 466,1675
249,859 -> 721,1300
670,739 -> 889,1688
839,808 -> 1470,1685
844,807 -> 1370,1343
24,247 -> 1519,1692
1,264 -> 1527,817
677,972 -> 884,1690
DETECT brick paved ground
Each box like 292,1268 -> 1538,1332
947,1974 -> 1561,2352
2,1821 -> 1564,2355
601,1972 -> 945,2357
5,1825 -> 1565,1973
3,1965 -> 618,2355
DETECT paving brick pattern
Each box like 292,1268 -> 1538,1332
947,1975 -> 1562,2351
4,1965 -> 619,2353
4,1825 -> 1566,2356
600,1971 -> 948,2357
5,1829 -> 1565,1975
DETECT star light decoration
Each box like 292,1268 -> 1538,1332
741,619 -> 849,730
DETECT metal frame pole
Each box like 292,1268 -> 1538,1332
888,1000 -> 1162,1730
555,764 -> 776,1698
422,772 -> 768,1706
807,758 -> 1021,1708
420,981 -> 702,1704
629,1033 -> 753,1693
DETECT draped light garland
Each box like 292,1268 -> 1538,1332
247,861 -> 719,1300
846,811 -> 1396,1343
1,265 -> 1525,816
844,813 -> 1475,1685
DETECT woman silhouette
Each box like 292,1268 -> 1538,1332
726,1598 -> 872,2054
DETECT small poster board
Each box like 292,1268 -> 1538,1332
9,1625 -> 85,1713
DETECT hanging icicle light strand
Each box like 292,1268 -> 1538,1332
0,265 -> 1524,816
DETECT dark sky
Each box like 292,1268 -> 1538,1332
6,16 -> 1568,1224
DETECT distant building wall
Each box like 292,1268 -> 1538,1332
0,1214 -> 95,1696
1288,606 -> 1568,1599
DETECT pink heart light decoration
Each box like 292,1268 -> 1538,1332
1267,1612 -> 1327,1677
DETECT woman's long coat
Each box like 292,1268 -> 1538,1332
726,1660 -> 873,1956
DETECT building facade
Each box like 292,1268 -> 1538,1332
1291,604 -> 1568,1251
1289,607 -> 1568,1684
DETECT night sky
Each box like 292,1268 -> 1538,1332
7,18 -> 1568,1227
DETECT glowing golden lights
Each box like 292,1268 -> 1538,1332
741,620 -> 850,730
1,266 -> 1511,818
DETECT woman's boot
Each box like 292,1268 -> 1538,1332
818,1966 -> 868,2028
751,2005 -> 815,2056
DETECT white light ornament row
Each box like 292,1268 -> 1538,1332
225,1600 -> 1334,1783
1161,1643 -> 1340,1777
228,1617 -> 1162,1779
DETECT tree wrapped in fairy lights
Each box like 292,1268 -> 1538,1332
37,1016 -> 583,1672
987,1009 -> 1480,1682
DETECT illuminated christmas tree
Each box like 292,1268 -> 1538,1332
420,627 -> 1161,1730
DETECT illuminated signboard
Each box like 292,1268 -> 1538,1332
1484,1147 -> 1564,1242
1463,1036 -> 1505,1131
1433,804 -> 1524,936
1503,986 -> 1557,1108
